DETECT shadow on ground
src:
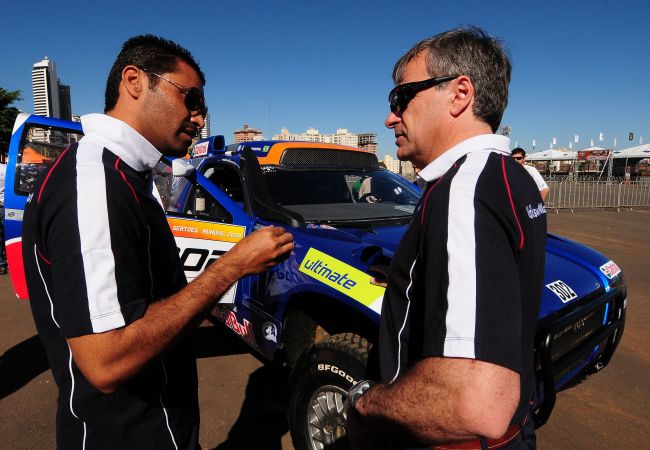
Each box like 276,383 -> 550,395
193,321 -> 252,359
0,334 -> 49,399
210,364 -> 290,450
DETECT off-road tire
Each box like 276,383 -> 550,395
288,333 -> 371,450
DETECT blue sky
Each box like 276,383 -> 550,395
2,0 -> 648,157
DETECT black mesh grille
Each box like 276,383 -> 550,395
280,148 -> 378,169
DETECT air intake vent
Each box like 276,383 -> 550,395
280,148 -> 378,169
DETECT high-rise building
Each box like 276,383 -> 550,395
234,124 -> 264,143
273,127 -> 375,150
32,57 -> 60,118
381,154 -> 401,174
381,154 -> 416,181
358,132 -> 377,154
58,82 -> 72,121
200,113 -> 211,139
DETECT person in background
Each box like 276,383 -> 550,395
346,27 -> 546,450
22,35 -> 293,449
511,147 -> 549,202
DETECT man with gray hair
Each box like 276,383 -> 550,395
347,27 -> 546,449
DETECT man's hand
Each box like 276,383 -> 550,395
220,226 -> 294,276
369,264 -> 389,288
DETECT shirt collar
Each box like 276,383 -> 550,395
80,114 -> 162,171
417,134 -> 510,182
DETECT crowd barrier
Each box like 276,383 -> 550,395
545,180 -> 650,211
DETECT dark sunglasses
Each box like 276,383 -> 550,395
141,68 -> 208,117
388,75 -> 458,114
513,156 -> 525,160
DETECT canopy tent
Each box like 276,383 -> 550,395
526,149 -> 576,161
611,144 -> 650,159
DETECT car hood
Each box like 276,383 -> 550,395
288,224 -> 619,320
541,233 -> 617,317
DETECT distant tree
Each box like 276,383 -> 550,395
0,87 -> 22,154
498,125 -> 512,137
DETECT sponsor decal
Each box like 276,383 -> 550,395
262,145 -> 270,153
212,306 -> 256,345
192,141 -> 210,157
546,280 -> 578,303
262,322 -> 278,343
169,218 -> 243,302
299,248 -> 385,309
5,208 -> 24,220
168,217 -> 245,243
599,260 -> 621,279
317,363 -> 358,385
526,202 -> 547,219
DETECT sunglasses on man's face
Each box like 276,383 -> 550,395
513,156 -> 525,160
141,68 -> 208,117
388,75 -> 458,114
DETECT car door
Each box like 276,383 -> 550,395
4,114 -> 83,298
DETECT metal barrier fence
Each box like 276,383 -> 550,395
546,180 -> 650,211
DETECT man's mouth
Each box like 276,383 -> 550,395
181,128 -> 198,139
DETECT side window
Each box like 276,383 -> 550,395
15,125 -> 83,195
203,164 -> 245,205
153,160 -> 238,224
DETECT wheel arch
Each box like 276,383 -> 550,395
279,291 -> 378,369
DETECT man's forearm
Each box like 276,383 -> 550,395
354,357 -> 519,444
540,188 -> 549,202
68,225 -> 293,393
68,251 -> 243,393
355,368 -> 474,444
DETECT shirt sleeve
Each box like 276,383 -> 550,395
527,165 -> 549,191
420,154 -> 524,374
41,161 -> 149,338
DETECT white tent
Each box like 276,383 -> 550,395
526,149 -> 577,161
611,144 -> 650,159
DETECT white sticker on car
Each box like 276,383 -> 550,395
546,280 -> 578,303
599,260 -> 621,279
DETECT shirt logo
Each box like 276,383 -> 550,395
526,202 -> 547,219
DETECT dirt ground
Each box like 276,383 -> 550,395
1,210 -> 648,449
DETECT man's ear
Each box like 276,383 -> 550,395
450,75 -> 474,117
121,65 -> 145,100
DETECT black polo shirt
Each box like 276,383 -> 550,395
378,135 -> 547,429
23,114 -> 199,450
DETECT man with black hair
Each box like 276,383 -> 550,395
511,147 -> 549,201
23,34 -> 294,449
348,27 -> 546,449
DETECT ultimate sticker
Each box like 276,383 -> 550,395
299,248 -> 385,312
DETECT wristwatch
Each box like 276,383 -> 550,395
346,380 -> 374,411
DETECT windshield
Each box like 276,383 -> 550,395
263,168 -> 421,223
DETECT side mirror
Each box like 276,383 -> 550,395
172,158 -> 195,177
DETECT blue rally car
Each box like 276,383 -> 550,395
5,114 -> 627,450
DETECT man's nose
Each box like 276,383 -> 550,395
385,111 -> 401,128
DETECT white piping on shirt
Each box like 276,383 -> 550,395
34,244 -> 87,449
390,257 -> 418,384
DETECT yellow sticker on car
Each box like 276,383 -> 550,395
299,247 -> 385,309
